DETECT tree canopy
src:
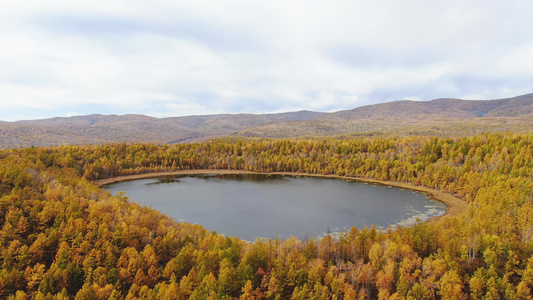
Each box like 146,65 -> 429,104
0,133 -> 532,299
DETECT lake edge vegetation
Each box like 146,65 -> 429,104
0,133 -> 532,299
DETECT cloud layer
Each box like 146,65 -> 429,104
1,1 -> 532,121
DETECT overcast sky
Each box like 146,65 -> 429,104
1,1 -> 532,121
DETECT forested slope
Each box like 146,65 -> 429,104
0,133 -> 532,299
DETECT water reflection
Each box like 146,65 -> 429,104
189,173 -> 290,183
146,178 -> 181,185
105,174 -> 446,240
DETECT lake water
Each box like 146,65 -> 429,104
104,174 -> 446,240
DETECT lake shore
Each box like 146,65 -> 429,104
94,169 -> 468,223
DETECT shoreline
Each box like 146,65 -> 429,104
93,169 -> 468,223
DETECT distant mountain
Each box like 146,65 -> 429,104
15,114 -> 157,126
161,110 -> 325,134
235,94 -> 533,139
324,93 -> 533,120
1,94 -> 532,149
0,110 -> 326,149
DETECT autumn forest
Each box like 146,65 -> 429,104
1,133 -> 533,299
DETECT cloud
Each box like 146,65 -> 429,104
1,1 -> 532,121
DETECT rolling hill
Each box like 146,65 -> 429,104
1,94 -> 532,149
236,94 -> 533,138
0,111 -> 326,149
323,93 -> 533,120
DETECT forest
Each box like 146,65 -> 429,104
0,133 -> 532,299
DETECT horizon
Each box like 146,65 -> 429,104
3,92 -> 531,122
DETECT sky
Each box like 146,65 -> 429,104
1,1 -> 532,121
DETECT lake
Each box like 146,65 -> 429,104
104,174 -> 446,240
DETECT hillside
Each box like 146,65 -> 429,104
1,94 -> 532,148
0,111 -> 325,149
324,93 -> 533,120
237,94 -> 533,138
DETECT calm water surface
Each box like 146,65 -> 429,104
104,174 -> 446,240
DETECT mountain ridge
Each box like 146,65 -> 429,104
1,94 -> 532,149
322,93 -> 533,120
